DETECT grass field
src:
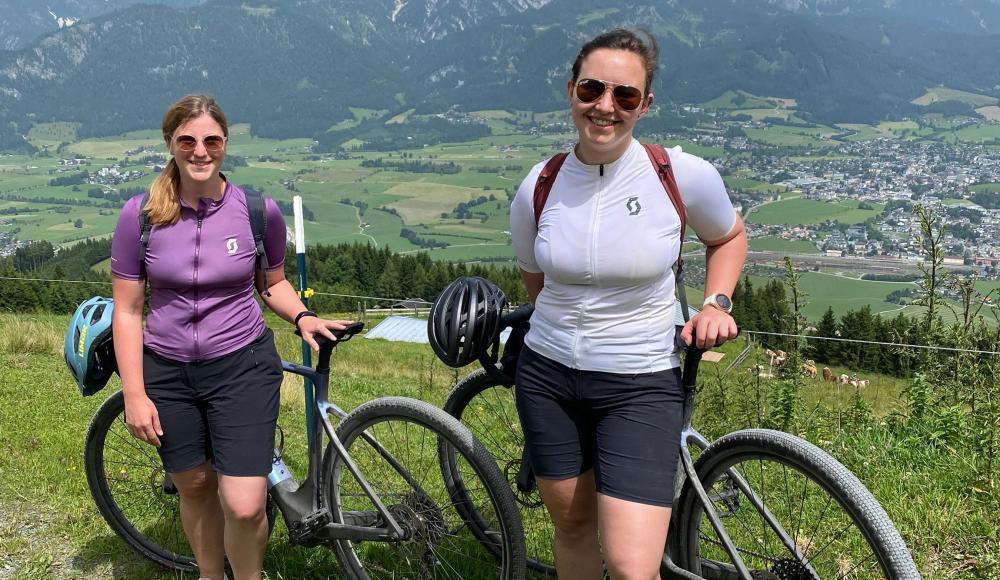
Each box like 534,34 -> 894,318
748,235 -> 820,254
912,86 -> 998,107
701,90 -> 779,110
743,124 -> 836,148
0,312 -> 995,578
746,198 -> 883,226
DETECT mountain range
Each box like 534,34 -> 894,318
1,0 -> 999,149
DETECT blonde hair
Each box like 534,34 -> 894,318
144,95 -> 229,225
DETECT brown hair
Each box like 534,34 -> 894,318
145,95 -> 228,225
571,28 -> 659,94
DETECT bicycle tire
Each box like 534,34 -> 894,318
326,396 -> 526,580
671,428 -> 919,579
84,390 -> 277,572
440,367 -> 556,576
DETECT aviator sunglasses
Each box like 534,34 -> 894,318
574,78 -> 645,111
173,134 -> 226,154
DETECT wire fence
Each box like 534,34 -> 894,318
4,274 -> 999,356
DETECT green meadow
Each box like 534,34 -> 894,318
911,86 -> 998,107
746,198 -> 883,226
748,235 -> 820,254
1,312 -> 995,579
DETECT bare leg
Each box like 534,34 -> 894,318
217,475 -> 268,580
536,470 -> 604,580
599,494 -> 671,580
170,463 -> 226,580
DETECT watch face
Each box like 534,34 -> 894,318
716,294 -> 732,310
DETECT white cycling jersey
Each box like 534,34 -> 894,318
510,138 -> 737,373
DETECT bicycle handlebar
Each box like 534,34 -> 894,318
501,303 -> 534,329
295,321 -> 365,372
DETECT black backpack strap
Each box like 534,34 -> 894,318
138,192 -> 152,278
245,188 -> 270,272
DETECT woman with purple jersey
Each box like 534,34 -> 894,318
111,95 -> 351,580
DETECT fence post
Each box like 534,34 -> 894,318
293,196 -> 315,451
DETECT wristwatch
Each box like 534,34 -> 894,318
703,293 -> 733,313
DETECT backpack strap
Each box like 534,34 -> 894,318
642,143 -> 686,257
138,192 -> 152,278
642,143 -> 691,324
530,145 -> 691,322
532,152 -> 569,228
244,188 -> 270,272
137,189 -> 270,276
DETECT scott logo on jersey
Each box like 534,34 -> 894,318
226,238 -> 239,254
626,196 -> 641,216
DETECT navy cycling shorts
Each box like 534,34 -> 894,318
514,346 -> 684,507
142,328 -> 283,477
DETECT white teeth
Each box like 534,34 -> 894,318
590,117 -> 614,127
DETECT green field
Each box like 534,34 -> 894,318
701,90 -> 782,110
746,198 -> 882,226
2,312 -> 996,579
743,124 -> 837,148
796,272 -> 911,320
748,235 -> 819,254
912,86 -> 998,107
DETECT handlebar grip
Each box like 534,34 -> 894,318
674,325 -> 741,353
502,303 -> 534,328
295,321 -> 365,350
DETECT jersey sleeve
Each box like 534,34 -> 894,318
668,146 -> 738,244
110,194 -> 145,281
510,162 -> 545,273
263,197 -> 287,272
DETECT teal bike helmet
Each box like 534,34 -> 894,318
64,296 -> 117,396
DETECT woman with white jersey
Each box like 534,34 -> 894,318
509,29 -> 747,579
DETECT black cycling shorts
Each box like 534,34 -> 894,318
514,346 -> 684,507
142,328 -> 283,477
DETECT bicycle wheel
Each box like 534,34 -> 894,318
327,396 -> 526,580
84,390 -> 276,571
441,367 -> 555,576
671,428 -> 919,579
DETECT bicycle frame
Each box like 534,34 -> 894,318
662,347 -> 822,580
264,330 -> 408,545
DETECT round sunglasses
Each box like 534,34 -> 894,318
173,134 -> 226,154
574,78 -> 645,111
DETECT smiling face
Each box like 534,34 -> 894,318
568,48 -> 652,165
166,112 -> 226,192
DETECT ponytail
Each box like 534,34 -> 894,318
145,158 -> 181,225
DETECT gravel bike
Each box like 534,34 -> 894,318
84,322 -> 527,579
439,305 -> 920,579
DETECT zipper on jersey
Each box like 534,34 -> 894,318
572,166 -> 605,367
193,214 -> 203,360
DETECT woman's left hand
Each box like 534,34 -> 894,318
296,316 -> 356,351
680,307 -> 738,350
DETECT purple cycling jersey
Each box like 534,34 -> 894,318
111,180 -> 287,362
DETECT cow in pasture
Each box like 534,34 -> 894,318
802,362 -> 817,379
822,367 -> 833,382
839,374 -> 851,384
766,349 -> 788,367
857,379 -> 870,388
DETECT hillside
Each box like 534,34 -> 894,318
1,0 -> 1000,144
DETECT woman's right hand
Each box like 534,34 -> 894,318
123,392 -> 163,447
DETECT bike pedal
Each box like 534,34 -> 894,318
288,509 -> 332,545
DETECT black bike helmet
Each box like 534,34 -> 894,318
428,276 -> 507,367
